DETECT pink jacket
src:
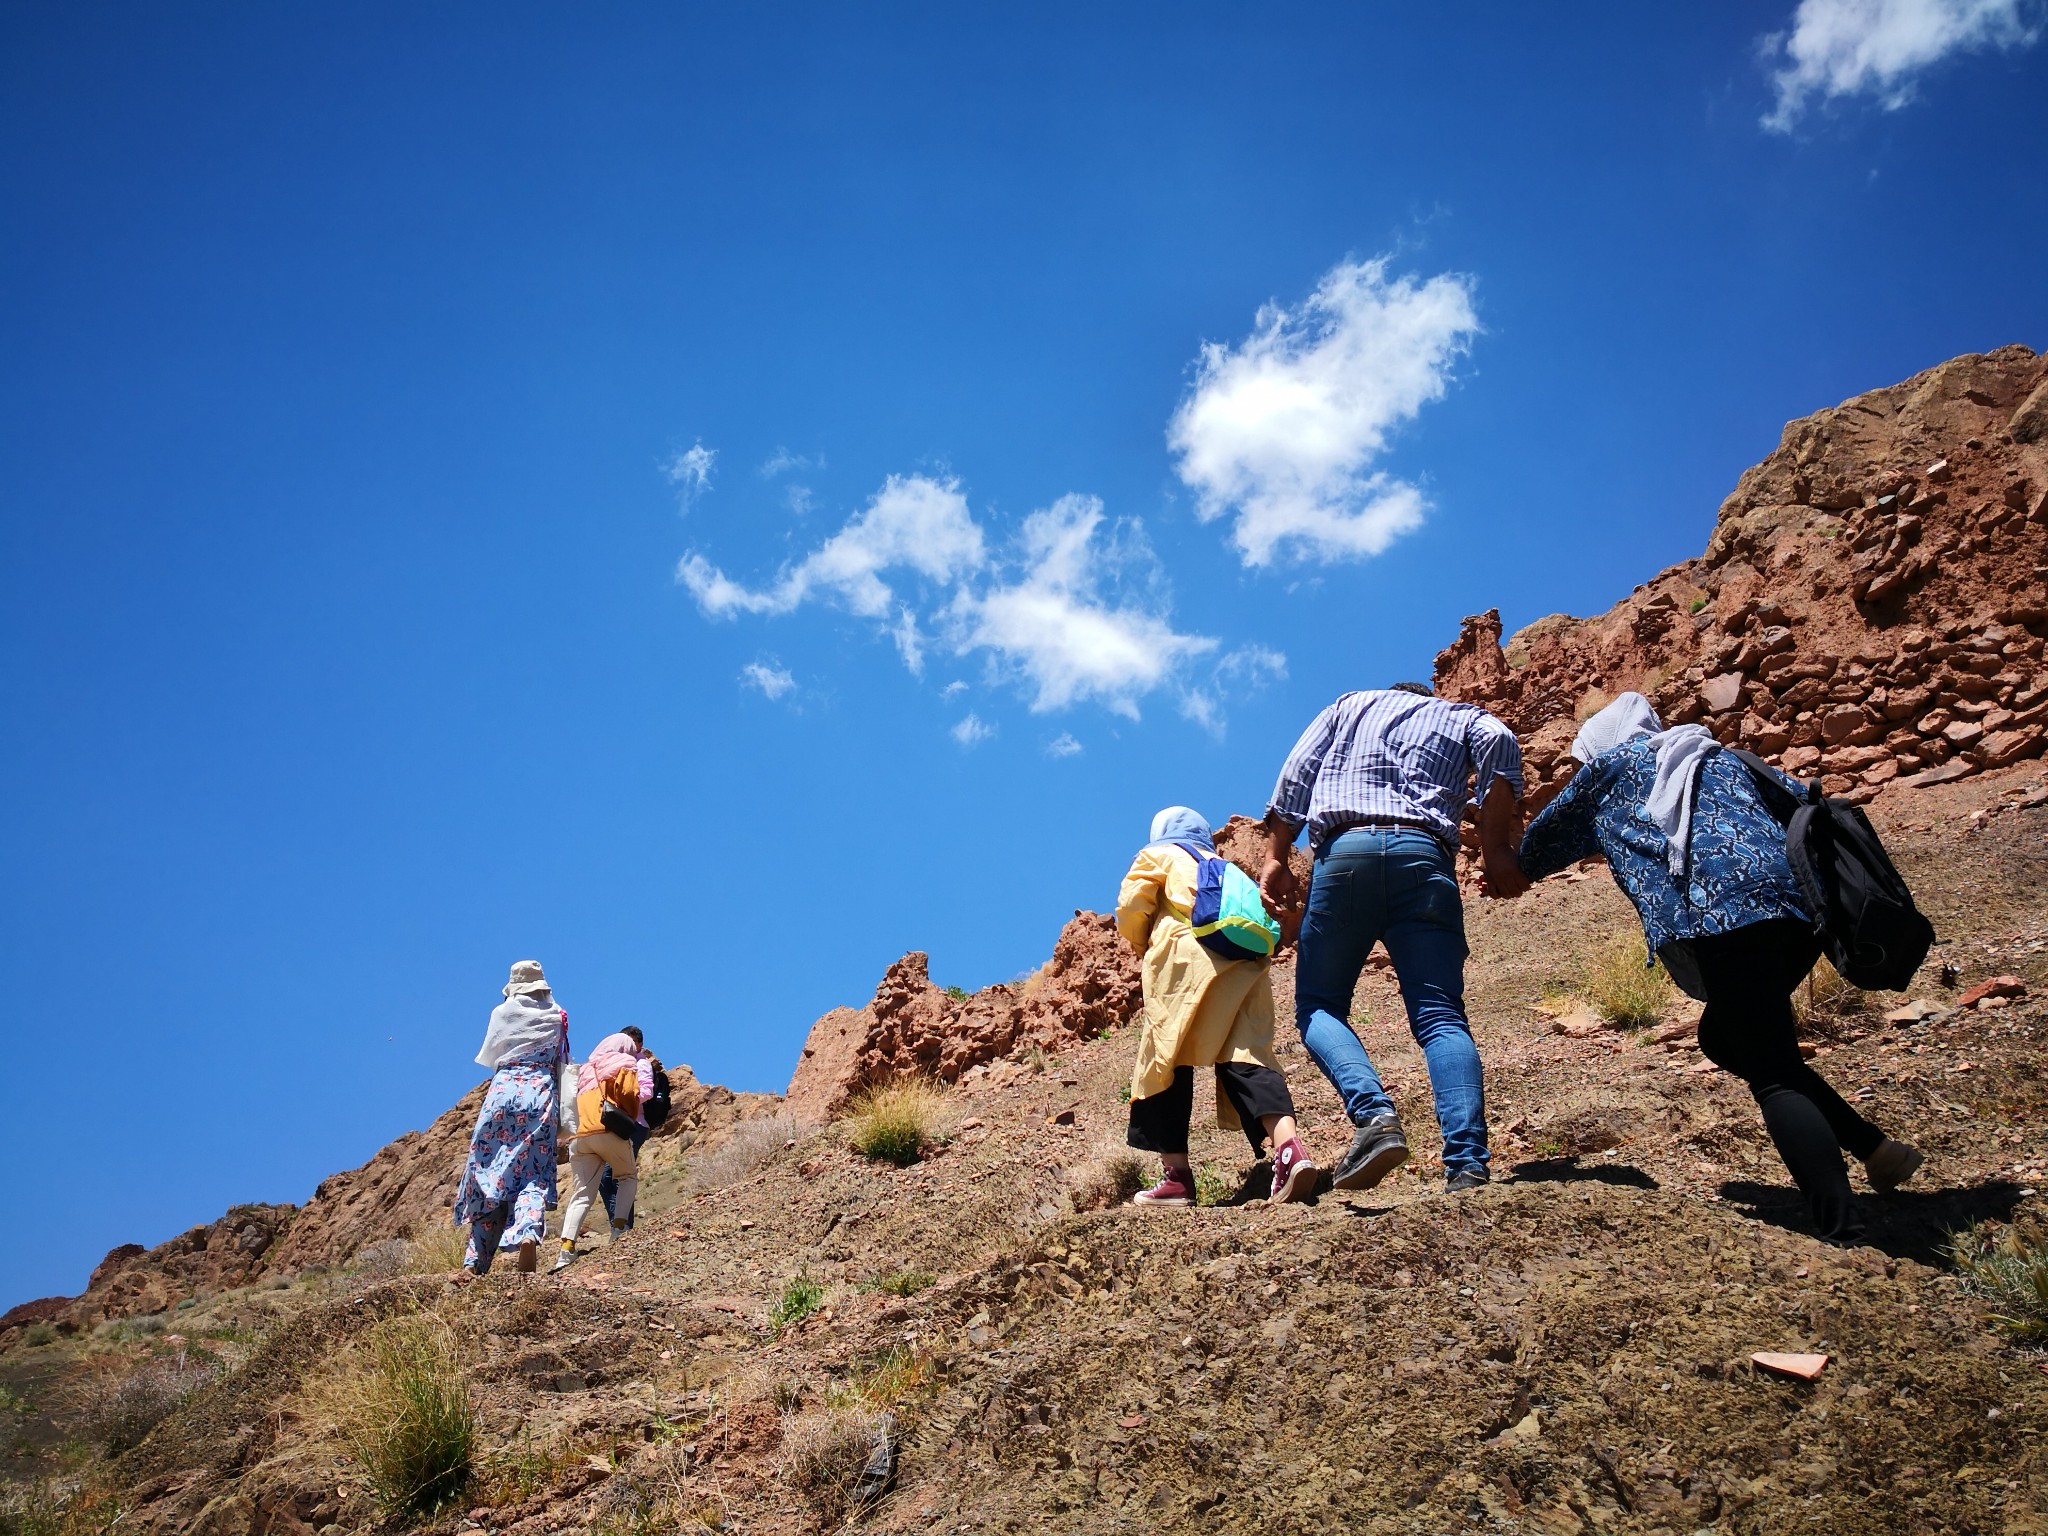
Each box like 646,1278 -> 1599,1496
579,1033 -> 655,1119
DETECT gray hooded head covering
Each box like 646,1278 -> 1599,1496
1571,692 -> 1721,879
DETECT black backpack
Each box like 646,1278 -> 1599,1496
643,1066 -> 673,1131
1730,749 -> 1935,990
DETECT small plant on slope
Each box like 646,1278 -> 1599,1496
1950,1221 -> 2048,1343
841,1079 -> 948,1166
1579,932 -> 1675,1030
307,1313 -> 477,1519
772,1270 -> 826,1330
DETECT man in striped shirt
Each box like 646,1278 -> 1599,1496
1260,683 -> 1528,1194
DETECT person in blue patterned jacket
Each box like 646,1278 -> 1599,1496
1517,692 -> 1923,1243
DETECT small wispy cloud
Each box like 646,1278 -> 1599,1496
666,442 -> 717,509
951,713 -> 994,747
760,447 -> 820,479
1169,256 -> 1479,568
941,680 -> 968,700
1045,732 -> 1083,758
739,660 -> 796,700
1761,0 -> 2040,130
679,474 -> 986,621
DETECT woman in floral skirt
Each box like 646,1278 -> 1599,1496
454,959 -> 569,1276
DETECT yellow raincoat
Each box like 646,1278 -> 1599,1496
1116,843 -> 1280,1132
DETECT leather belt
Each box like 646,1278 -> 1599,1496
1319,816 -> 1455,857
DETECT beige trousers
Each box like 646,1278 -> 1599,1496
561,1131 -> 637,1242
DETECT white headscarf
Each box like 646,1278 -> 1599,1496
476,993 -> 564,1070
1571,692 -> 1720,879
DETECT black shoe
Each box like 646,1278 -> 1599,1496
1332,1115 -> 1409,1191
1445,1167 -> 1489,1193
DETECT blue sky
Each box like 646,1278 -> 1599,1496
3,3 -> 2044,1307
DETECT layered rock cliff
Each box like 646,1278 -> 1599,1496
1435,344 -> 2048,812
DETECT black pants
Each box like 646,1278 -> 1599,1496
1127,1064 -> 1295,1157
1691,919 -> 1885,1240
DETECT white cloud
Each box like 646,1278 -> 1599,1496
1046,732 -> 1083,757
739,660 -> 796,700
947,496 -> 1217,717
678,474 -> 985,620
678,476 -> 1226,722
1215,645 -> 1289,686
1168,257 -> 1479,568
666,442 -> 716,509
759,447 -> 819,478
941,680 -> 968,700
951,713 -> 994,747
1762,0 -> 2039,129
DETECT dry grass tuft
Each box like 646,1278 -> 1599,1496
69,1350 -> 216,1454
301,1313 -> 477,1519
779,1405 -> 893,1526
689,1114 -> 802,1191
588,1443 -> 696,1536
1578,933 -> 1675,1030
1065,1149 -> 1147,1212
353,1224 -> 470,1278
1794,958 -> 1871,1036
841,1079 -> 949,1166
1950,1221 -> 2048,1343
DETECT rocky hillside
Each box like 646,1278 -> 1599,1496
0,1065 -> 777,1342
7,346 -> 2048,1536
1435,343 -> 2048,815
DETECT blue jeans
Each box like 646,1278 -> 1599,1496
1294,828 -> 1488,1177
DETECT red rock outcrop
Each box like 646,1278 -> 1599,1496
62,1204 -> 298,1329
784,911 -> 1144,1121
1435,345 -> 2048,811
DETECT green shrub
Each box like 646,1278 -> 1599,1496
21,1323 -> 55,1348
841,1080 -> 948,1166
1193,1164 -> 1233,1208
772,1271 -> 826,1330
1950,1222 -> 2048,1343
310,1315 -> 477,1518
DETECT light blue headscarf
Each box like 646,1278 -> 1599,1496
1146,805 -> 1215,854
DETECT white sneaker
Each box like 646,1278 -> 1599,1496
1864,1139 -> 1924,1193
550,1246 -> 577,1273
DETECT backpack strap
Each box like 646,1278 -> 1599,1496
1727,747 -> 1818,822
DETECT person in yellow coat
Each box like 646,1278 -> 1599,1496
1116,806 -> 1318,1206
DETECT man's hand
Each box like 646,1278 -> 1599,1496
1478,849 -> 1530,900
1476,777 -> 1530,900
1259,811 -> 1304,916
1260,855 -> 1302,917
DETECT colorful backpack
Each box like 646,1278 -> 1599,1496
1171,842 -> 1282,962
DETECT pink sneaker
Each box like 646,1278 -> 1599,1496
1269,1137 -> 1318,1204
1132,1167 -> 1196,1206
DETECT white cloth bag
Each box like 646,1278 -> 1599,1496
558,1062 -> 580,1133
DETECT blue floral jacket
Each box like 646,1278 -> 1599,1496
1520,743 -> 1810,979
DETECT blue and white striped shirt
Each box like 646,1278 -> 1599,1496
1266,691 -> 1525,856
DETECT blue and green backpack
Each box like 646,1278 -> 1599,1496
1171,842 -> 1282,962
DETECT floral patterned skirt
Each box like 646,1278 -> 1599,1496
454,1059 -> 558,1263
